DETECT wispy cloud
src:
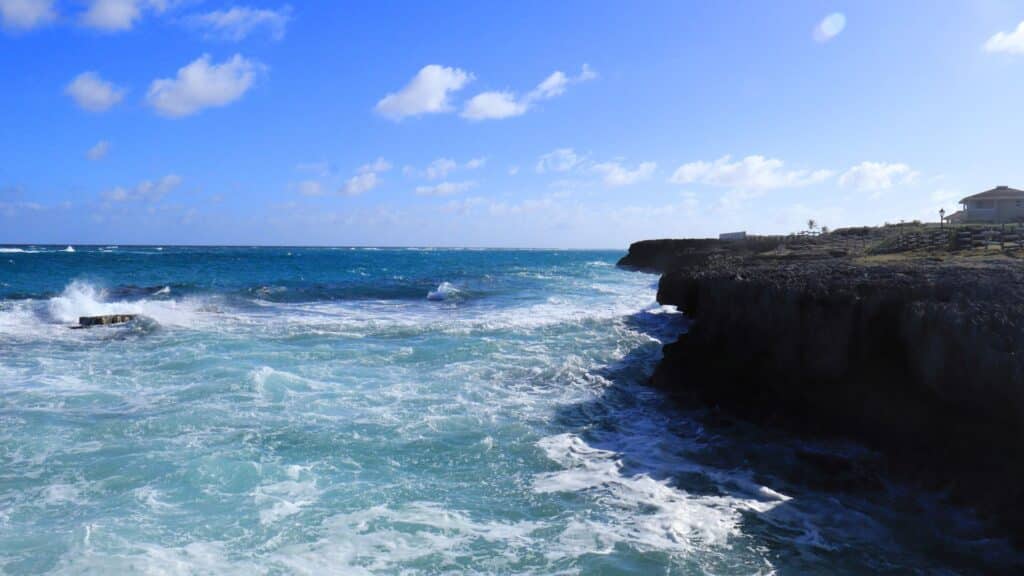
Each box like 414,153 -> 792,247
462,64 -> 596,120
415,180 -> 477,197
358,157 -> 392,174
296,180 -> 323,197
340,172 -> 378,196
409,157 -> 487,180
669,155 -> 832,190
102,174 -> 182,203
425,158 -> 457,180
536,148 -> 584,173
190,5 -> 291,41
86,140 -> 110,160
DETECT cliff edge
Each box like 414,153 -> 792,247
620,229 -> 1024,543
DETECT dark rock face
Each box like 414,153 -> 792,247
623,238 -> 1024,543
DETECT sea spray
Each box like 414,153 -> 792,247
42,280 -> 202,328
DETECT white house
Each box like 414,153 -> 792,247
948,186 -> 1024,224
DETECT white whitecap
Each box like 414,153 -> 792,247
427,281 -> 459,301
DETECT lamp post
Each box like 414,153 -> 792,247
940,208 -> 945,230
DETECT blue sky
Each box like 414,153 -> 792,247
2,1 -> 1024,247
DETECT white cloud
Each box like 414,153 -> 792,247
86,140 -> 110,160
65,72 -> 125,112
340,172 -> 378,196
984,21 -> 1024,54
508,165 -> 520,176
669,155 -> 832,190
415,180 -> 476,197
465,157 -> 486,170
296,180 -> 322,196
461,91 -> 528,120
461,64 -> 596,120
813,12 -> 846,43
0,0 -> 55,30
191,5 -> 291,41
102,174 -> 181,203
358,157 -> 391,174
147,54 -> 259,117
536,148 -> 583,173
838,161 -> 917,192
425,158 -> 457,180
592,161 -> 656,187
375,65 -> 472,120
81,0 -> 140,31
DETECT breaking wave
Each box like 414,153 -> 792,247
46,281 -> 199,327
427,281 -> 460,301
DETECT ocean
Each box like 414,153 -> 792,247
0,246 -> 1017,574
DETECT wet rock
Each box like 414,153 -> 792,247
74,314 -> 136,328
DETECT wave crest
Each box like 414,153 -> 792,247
427,282 -> 460,301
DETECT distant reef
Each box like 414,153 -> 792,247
619,227 -> 1024,544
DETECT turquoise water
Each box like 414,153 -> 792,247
0,246 -> 1018,574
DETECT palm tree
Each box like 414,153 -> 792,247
807,219 -> 817,233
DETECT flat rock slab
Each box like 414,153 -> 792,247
72,314 -> 137,329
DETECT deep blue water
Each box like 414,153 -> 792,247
0,245 -> 1019,574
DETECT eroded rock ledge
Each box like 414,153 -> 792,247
619,233 -> 1024,542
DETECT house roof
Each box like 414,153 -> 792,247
960,186 -> 1024,204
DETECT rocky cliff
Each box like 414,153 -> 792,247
620,234 -> 1024,543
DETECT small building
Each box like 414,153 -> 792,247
719,231 -> 747,241
957,186 -> 1024,223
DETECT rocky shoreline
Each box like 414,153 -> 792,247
619,229 -> 1024,544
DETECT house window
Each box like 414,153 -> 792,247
974,200 -> 994,209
